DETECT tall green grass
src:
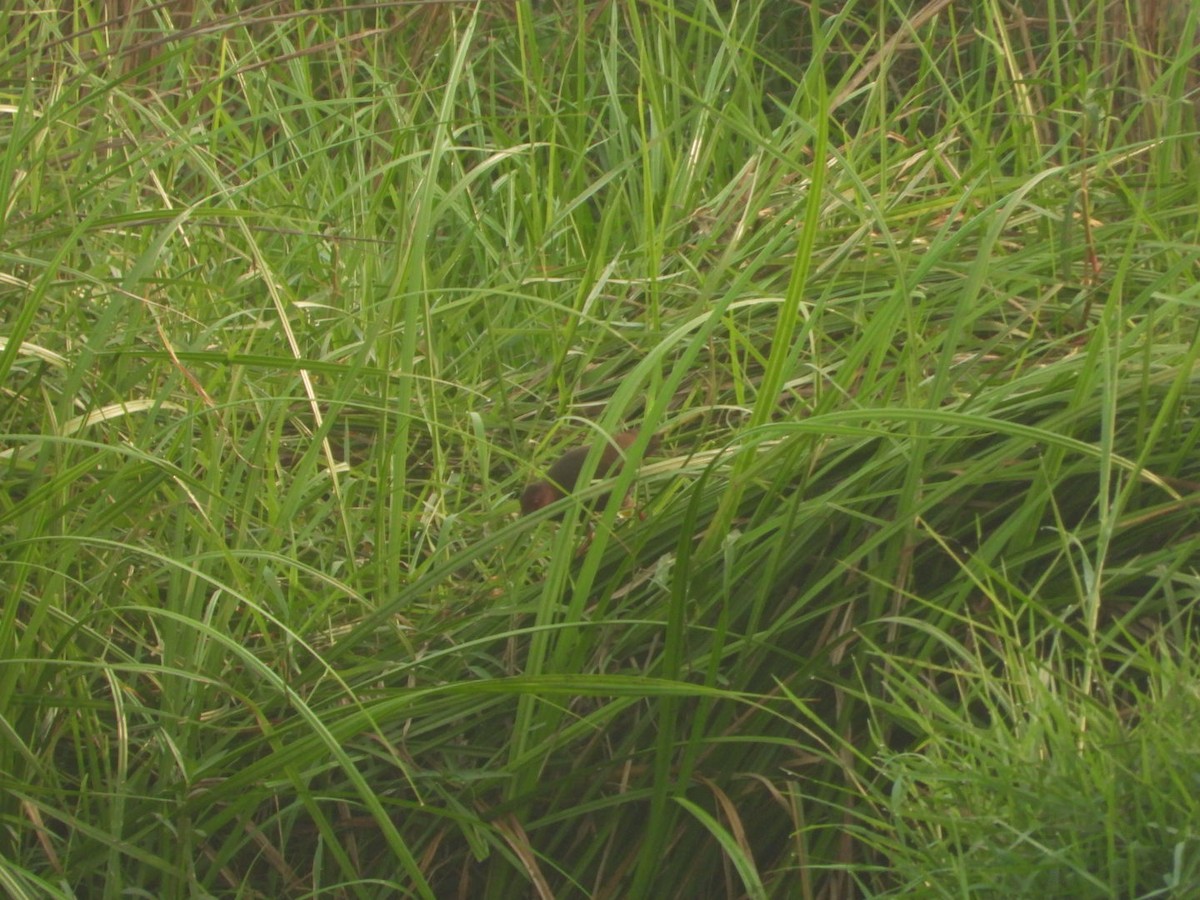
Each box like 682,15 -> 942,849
2,1 -> 1199,896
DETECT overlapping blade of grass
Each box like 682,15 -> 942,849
2,1 -> 1199,897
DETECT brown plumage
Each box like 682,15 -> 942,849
520,430 -> 656,516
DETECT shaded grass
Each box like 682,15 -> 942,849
2,0 -> 1199,897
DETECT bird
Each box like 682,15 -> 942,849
520,430 -> 658,516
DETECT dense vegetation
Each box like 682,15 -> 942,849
2,1 -> 1199,896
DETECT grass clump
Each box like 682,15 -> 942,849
858,634 -> 1200,898
2,1 -> 1199,897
